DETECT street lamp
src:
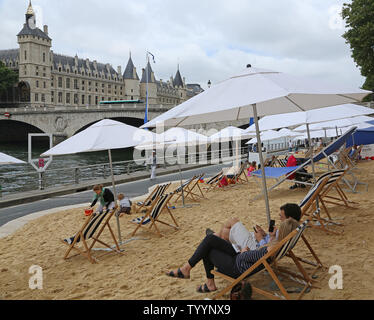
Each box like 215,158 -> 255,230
207,80 -> 211,89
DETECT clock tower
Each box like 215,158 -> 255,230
17,0 -> 52,107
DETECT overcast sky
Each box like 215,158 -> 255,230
0,0 -> 363,89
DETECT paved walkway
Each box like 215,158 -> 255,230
0,163 -> 228,237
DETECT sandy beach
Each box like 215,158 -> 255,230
1,161 -> 374,300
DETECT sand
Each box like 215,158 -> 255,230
1,161 -> 374,300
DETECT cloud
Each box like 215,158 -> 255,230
0,0 -> 365,89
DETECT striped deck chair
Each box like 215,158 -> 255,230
61,207 -> 122,264
131,193 -> 179,237
134,183 -> 171,214
204,170 -> 224,192
173,174 -> 206,203
233,163 -> 249,184
319,168 -> 358,210
277,158 -> 288,168
212,220 -> 321,300
299,171 -> 344,235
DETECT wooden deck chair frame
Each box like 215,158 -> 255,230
131,193 -> 179,238
204,171 -> 224,193
319,168 -> 358,210
174,174 -> 206,203
234,163 -> 249,184
212,220 -> 321,300
61,207 -> 123,264
134,183 -> 171,214
172,175 -> 198,203
300,172 -> 344,235
325,147 -> 368,193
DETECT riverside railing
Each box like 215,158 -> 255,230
0,142 -> 295,196
0,146 -> 251,195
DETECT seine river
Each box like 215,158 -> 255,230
0,142 -> 136,196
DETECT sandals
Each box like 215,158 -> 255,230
197,284 -> 216,293
166,268 -> 190,279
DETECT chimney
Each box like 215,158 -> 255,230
74,54 -> 78,66
117,66 -> 122,75
93,60 -> 97,69
43,25 -> 48,35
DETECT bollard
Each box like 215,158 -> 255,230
39,172 -> 45,190
127,163 -> 130,175
74,168 -> 80,184
103,165 -> 107,179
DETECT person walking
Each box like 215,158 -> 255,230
150,150 -> 157,181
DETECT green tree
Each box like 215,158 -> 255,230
342,0 -> 374,100
0,61 -> 18,93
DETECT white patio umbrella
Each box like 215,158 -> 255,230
0,152 -> 26,165
244,104 -> 374,133
141,66 -> 371,224
247,130 -> 281,144
294,115 -> 374,132
136,127 -> 208,207
209,127 -> 255,167
42,119 -> 157,243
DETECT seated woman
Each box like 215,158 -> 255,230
166,218 -> 300,293
209,203 -> 301,253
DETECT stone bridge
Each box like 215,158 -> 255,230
0,104 -> 249,143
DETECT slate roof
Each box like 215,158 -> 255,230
0,49 -> 19,62
140,62 -> 156,83
17,23 -> 51,41
123,56 -> 139,80
173,69 -> 184,87
52,53 -> 119,77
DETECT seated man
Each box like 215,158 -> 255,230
207,203 -> 301,253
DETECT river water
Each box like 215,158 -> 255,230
0,142 -> 136,196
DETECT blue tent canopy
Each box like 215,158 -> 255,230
347,126 -> 374,147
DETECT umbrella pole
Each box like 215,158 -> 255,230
108,149 -> 122,243
252,104 -> 271,225
306,124 -> 316,183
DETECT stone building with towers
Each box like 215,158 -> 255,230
0,1 -> 203,108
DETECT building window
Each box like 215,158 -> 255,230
131,96 -> 134,100
43,52 -> 46,63
59,67 -> 62,72
36,80 -> 39,88
58,92 -> 63,103
66,93 -> 70,104
88,95 -> 92,105
95,96 -> 98,105
74,79 -> 78,90
58,77 -> 63,88
82,95 -> 85,105
41,94 -> 45,102
24,50 -> 27,60
74,94 -> 78,104
43,81 -> 46,89
35,93 -> 39,102
66,78 -> 70,89
51,91 -> 54,103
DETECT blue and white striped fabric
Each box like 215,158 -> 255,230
132,193 -> 173,225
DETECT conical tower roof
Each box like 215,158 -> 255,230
123,55 -> 139,80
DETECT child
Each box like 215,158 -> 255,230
89,184 -> 116,214
118,193 -> 132,217
247,161 -> 257,177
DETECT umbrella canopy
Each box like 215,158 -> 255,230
42,119 -> 156,156
294,115 -> 374,132
0,152 -> 26,165
247,130 -> 282,144
140,66 -> 371,225
209,126 -> 255,143
278,128 -> 304,138
135,127 -> 206,150
244,104 -> 374,133
292,129 -> 340,140
141,68 -> 371,129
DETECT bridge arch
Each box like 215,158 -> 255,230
0,119 -> 45,143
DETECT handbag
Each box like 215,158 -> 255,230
230,280 -> 252,300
